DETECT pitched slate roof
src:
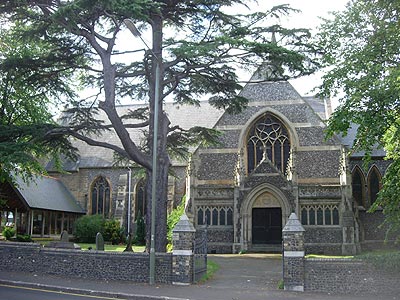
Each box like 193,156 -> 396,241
48,102 -> 224,170
48,78 -> 346,170
336,124 -> 386,158
13,175 -> 85,213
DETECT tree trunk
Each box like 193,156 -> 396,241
145,13 -> 169,253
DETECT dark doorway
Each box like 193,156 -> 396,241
252,208 -> 282,244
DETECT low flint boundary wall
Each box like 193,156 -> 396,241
0,242 -> 172,283
305,258 -> 400,296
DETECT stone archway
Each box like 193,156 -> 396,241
241,183 -> 291,251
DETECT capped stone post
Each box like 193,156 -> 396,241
172,213 -> 195,285
282,212 -> 305,292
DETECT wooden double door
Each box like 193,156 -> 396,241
252,208 -> 282,244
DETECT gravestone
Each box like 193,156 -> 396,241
60,230 -> 69,242
96,232 -> 105,251
123,233 -> 134,252
46,231 -> 81,250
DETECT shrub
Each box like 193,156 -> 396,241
166,197 -> 185,251
134,210 -> 146,246
16,234 -> 32,242
2,226 -> 15,240
103,219 -> 124,245
73,214 -> 105,243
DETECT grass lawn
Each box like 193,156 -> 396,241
31,238 -> 145,252
357,249 -> 400,273
77,243 -> 145,252
199,260 -> 219,283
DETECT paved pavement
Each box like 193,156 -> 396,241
0,254 -> 398,300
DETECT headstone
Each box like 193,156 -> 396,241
60,230 -> 69,242
45,230 -> 81,250
96,232 -> 105,251
123,233 -> 134,252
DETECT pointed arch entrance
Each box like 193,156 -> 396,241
241,183 -> 291,250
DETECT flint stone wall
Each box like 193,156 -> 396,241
0,242 -> 172,283
305,258 -> 400,296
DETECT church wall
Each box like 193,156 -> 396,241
304,227 -> 343,255
296,150 -> 341,179
49,170 -> 89,211
296,127 -> 338,146
208,130 -> 241,148
196,153 -> 237,181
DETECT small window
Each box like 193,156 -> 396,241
317,207 -> 323,225
205,208 -> 211,226
227,208 -> 233,226
301,208 -> 308,225
197,208 -> 204,225
212,208 -> 218,226
219,209 -> 226,225
332,207 -> 339,225
309,207 -> 315,225
325,209 -> 332,225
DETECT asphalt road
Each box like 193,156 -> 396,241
0,284 -> 126,300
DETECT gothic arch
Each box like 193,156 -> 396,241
241,183 -> 291,248
351,165 -> 366,207
238,108 -> 299,176
367,165 -> 382,207
134,178 -> 146,221
89,175 -> 111,217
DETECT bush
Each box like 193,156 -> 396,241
166,197 -> 185,251
103,219 -> 124,245
2,226 -> 15,240
134,210 -> 146,246
16,234 -> 32,242
73,214 -> 105,243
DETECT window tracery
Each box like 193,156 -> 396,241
300,205 -> 339,226
246,113 -> 290,174
90,176 -> 111,217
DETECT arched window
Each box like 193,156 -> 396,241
352,167 -> 366,207
368,166 -> 381,206
246,113 -> 290,174
135,179 -> 146,221
91,176 -> 111,217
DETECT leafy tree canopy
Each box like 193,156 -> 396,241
0,25 -> 77,183
317,0 -> 400,240
0,0 -> 319,251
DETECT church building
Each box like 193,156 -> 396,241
42,66 -> 389,255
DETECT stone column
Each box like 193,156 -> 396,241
282,213 -> 305,292
172,214 -> 195,285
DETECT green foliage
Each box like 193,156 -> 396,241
103,219 -> 125,245
317,0 -> 400,239
2,226 -> 15,240
277,279 -> 284,290
74,215 -> 125,244
134,210 -> 146,246
166,198 -> 186,251
73,215 -> 105,243
0,26 -> 78,182
199,260 -> 219,283
16,234 -> 32,242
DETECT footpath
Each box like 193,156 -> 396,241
0,254 -> 397,300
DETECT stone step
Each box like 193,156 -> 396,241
249,244 -> 282,253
